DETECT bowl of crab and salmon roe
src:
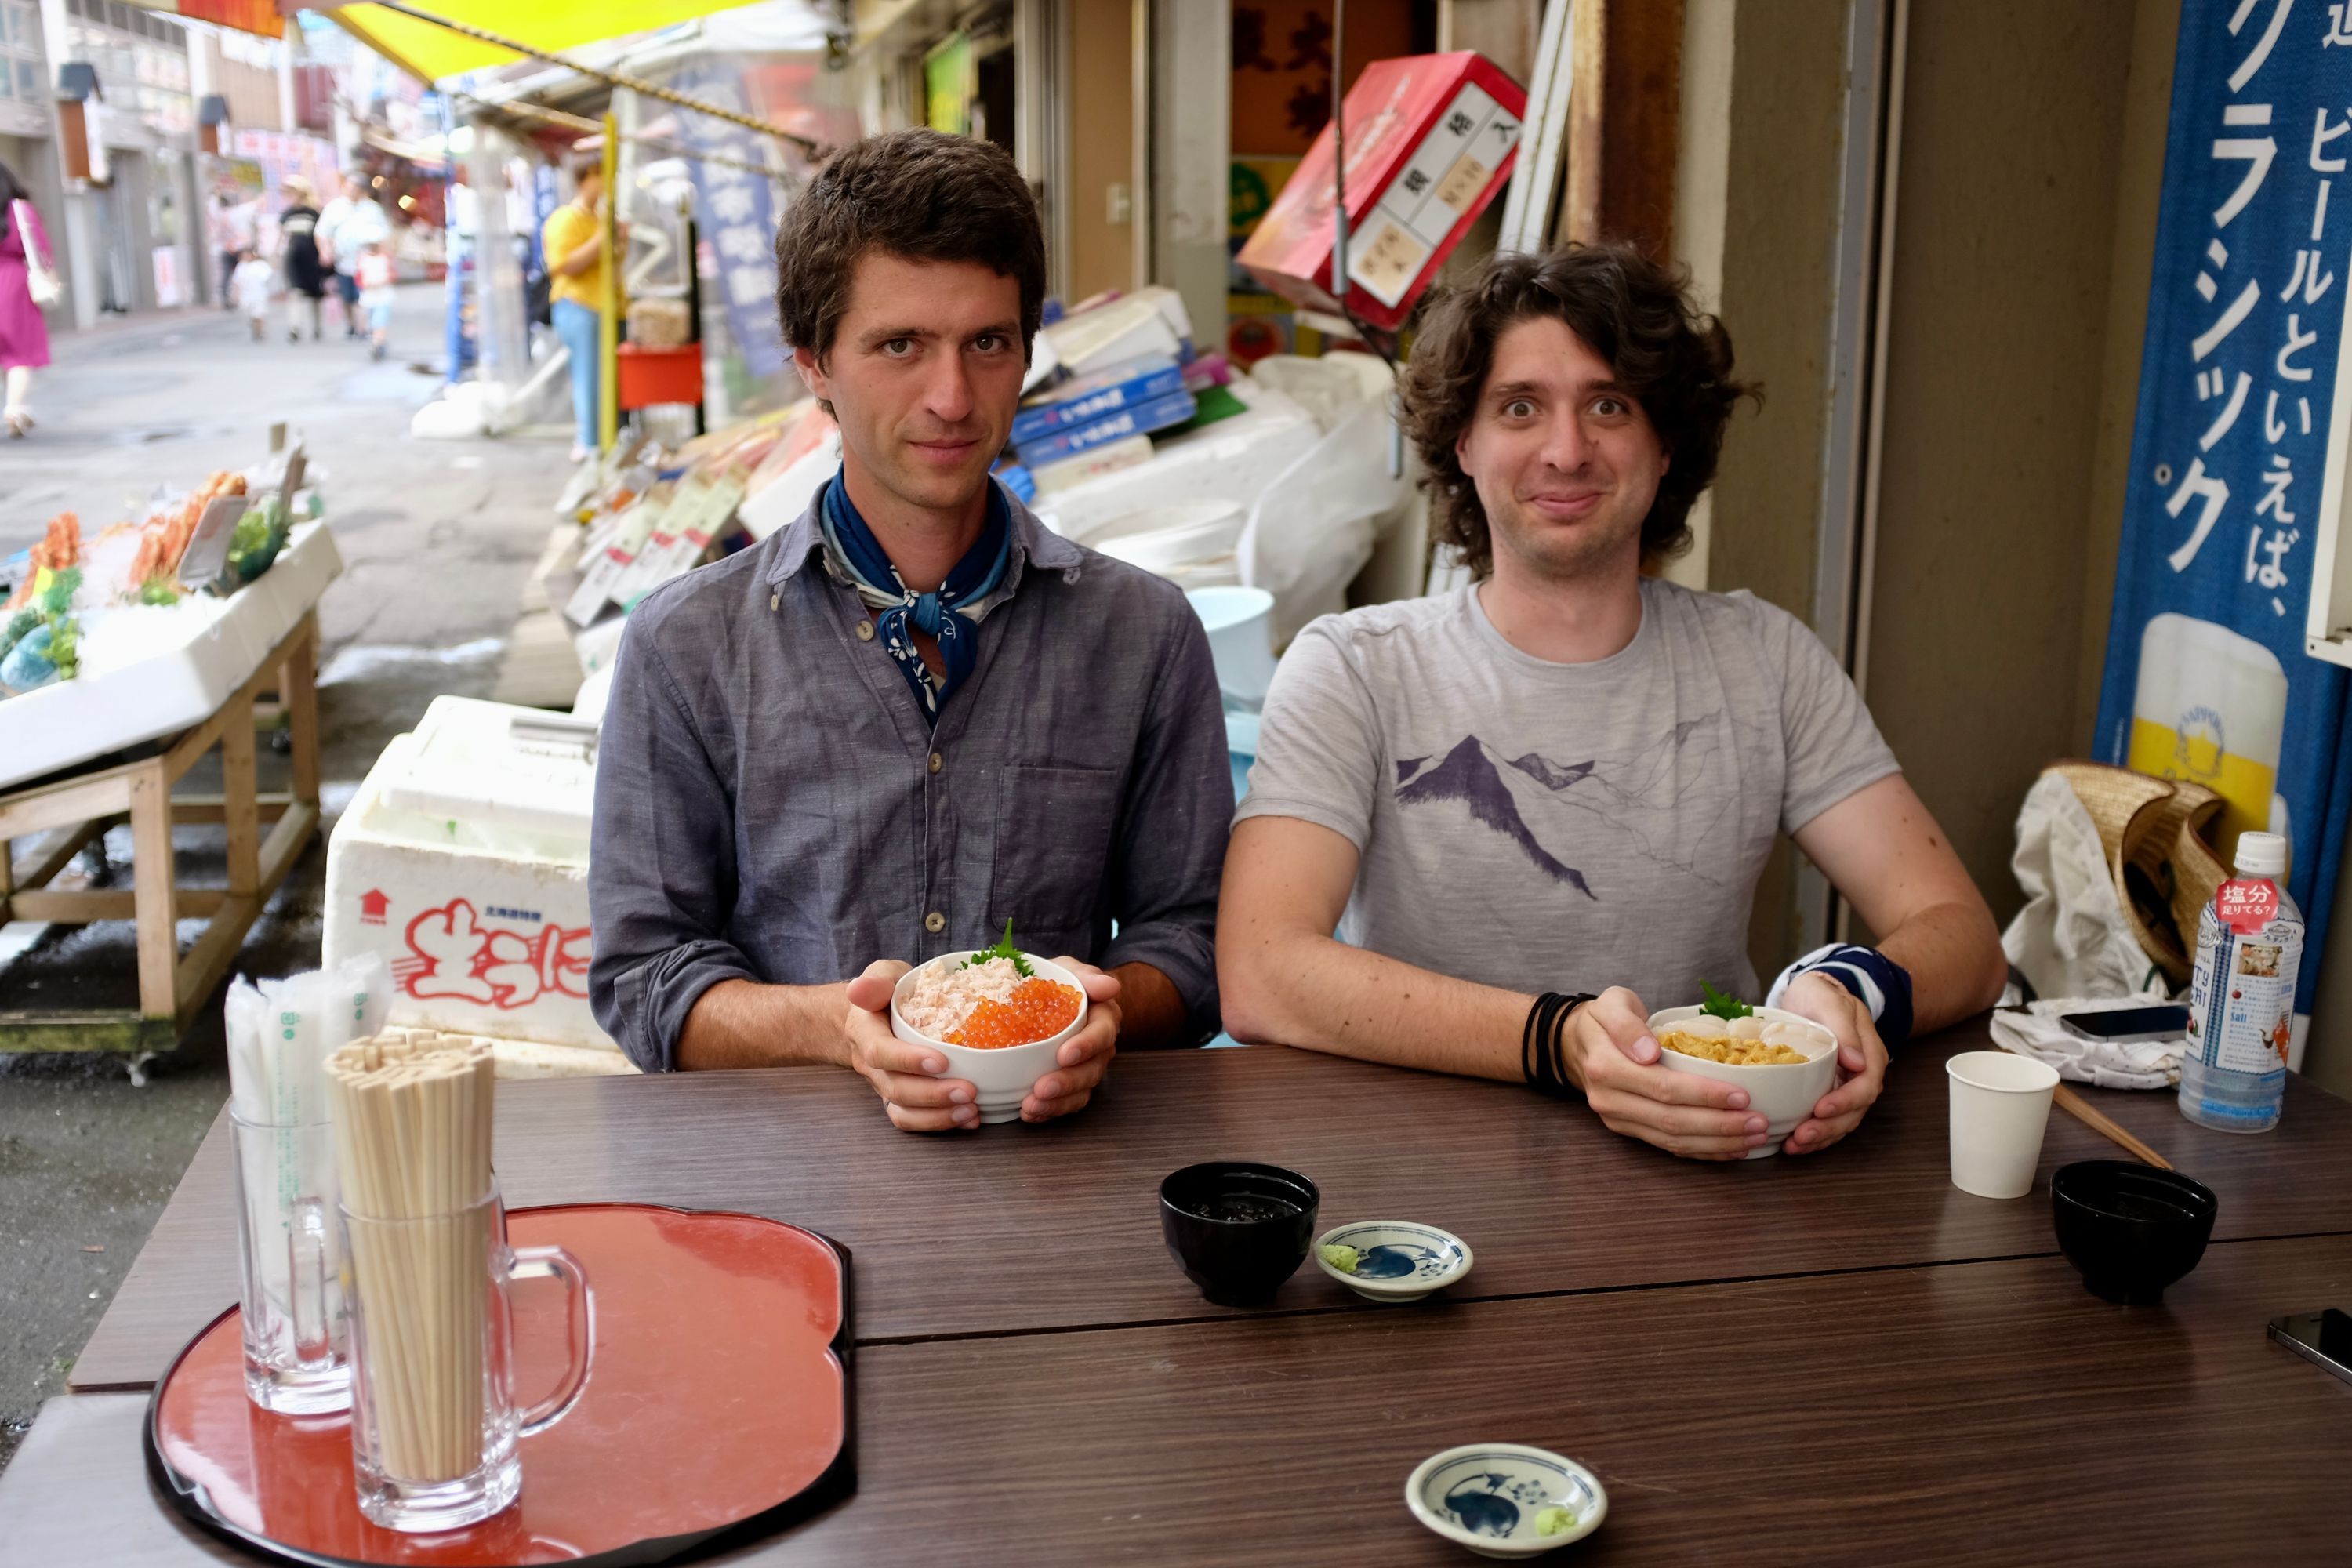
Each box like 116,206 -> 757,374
891,951 -> 1091,1123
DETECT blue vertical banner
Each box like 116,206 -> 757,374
2095,0 -> 2352,1018
670,64 -> 789,383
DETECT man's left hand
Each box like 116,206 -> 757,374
1024,959 -> 1122,1121
1776,971 -> 1889,1155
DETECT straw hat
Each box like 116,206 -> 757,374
2044,761 -> 2227,985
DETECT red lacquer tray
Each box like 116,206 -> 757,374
143,1204 -> 855,1567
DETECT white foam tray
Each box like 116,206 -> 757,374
0,521 -> 343,792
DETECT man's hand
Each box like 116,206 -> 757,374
1564,987 -> 1770,1161
840,958 -> 1122,1131
1025,958 -> 1122,1122
844,960 -> 981,1131
1775,971 -> 1889,1155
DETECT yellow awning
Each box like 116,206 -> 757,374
321,1 -> 769,86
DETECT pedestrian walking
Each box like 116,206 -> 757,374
318,174 -> 387,341
278,176 -> 326,342
232,246 -> 274,341
543,148 -> 626,462
209,191 -> 256,310
0,157 -> 58,439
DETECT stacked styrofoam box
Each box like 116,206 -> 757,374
1032,379 -> 1319,548
323,696 -> 615,1054
0,521 -> 345,791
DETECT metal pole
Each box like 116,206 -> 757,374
1329,0 -> 1347,316
597,112 -> 619,452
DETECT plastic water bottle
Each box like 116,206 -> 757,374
2179,831 -> 2302,1134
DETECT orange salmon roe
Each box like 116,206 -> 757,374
948,978 -> 1083,1049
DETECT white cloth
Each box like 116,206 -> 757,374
2002,771 -> 2172,1002
1989,998 -> 2180,1091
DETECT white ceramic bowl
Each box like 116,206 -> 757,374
891,951 -> 1089,1124
1313,1220 -> 1472,1303
1645,1004 -> 1841,1160
1406,1443 -> 1607,1558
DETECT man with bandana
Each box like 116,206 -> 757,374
587,130 -> 1230,1129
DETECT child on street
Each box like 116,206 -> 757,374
356,240 -> 395,361
230,247 -> 274,342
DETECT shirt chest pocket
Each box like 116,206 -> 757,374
988,762 -> 1123,953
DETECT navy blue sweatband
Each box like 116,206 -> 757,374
1766,943 -> 1915,1044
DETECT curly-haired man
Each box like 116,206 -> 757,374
1218,244 -> 2005,1160
589,130 -> 1229,1125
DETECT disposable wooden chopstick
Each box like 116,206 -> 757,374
327,1031 -> 496,1483
2041,1073 -> 2176,1171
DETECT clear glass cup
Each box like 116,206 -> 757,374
339,1186 -> 593,1533
230,1113 -> 349,1414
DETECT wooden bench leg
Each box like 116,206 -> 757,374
281,614 -> 321,810
129,761 -> 178,1024
222,694 -> 260,900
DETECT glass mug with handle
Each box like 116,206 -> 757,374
339,1185 -> 593,1532
230,1114 -> 349,1414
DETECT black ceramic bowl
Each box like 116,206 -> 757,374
1160,1161 -> 1319,1308
2050,1160 -> 2218,1305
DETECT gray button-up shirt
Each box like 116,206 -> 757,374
587,485 -> 1231,1070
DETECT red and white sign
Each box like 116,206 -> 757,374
1237,52 -> 1526,332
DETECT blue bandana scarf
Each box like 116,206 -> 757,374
818,472 -> 1012,723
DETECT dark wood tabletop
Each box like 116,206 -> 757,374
68,1020 -> 2352,1392
17,1236 -> 2351,1565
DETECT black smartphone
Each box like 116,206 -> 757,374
2058,1005 -> 2190,1044
2267,1309 -> 2352,1385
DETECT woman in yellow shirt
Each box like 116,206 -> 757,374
543,151 -> 626,461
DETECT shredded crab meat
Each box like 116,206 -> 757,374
897,956 -> 1029,1040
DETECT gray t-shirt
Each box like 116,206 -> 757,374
1236,579 -> 1900,1007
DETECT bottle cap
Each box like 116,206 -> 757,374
2234,831 -> 2288,877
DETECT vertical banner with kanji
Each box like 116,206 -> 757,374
2094,0 -> 2352,1026
670,63 -> 789,383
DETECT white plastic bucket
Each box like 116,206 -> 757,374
1187,586 -> 1278,707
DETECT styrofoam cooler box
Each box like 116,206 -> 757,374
323,696 -> 615,1053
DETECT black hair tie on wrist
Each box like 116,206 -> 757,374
1524,992 -> 1597,1099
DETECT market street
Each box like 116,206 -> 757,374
0,283 -> 569,1471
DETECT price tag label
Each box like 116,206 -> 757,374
176,495 -> 250,589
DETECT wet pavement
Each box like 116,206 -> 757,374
0,285 -> 574,1468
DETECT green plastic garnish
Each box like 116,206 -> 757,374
140,575 -> 180,606
39,567 -> 81,617
1699,979 -> 1752,1021
1535,1505 -> 1577,1537
961,919 -> 1034,978
45,614 -> 80,681
1318,1243 -> 1361,1275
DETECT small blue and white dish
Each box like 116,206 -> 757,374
1312,1220 -> 1472,1302
1405,1443 -> 1607,1559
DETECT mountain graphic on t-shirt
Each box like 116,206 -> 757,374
1395,737 -> 1598,898
1393,720 -> 1748,896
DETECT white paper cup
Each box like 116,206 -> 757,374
1946,1050 -> 2061,1199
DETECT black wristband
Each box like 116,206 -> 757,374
1524,992 -> 1597,1099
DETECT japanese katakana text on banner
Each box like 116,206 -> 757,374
670,63 -> 789,383
2094,0 -> 2352,1018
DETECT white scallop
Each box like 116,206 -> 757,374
1679,1015 -> 1730,1040
1728,1015 -> 1767,1040
1762,1022 -> 1831,1054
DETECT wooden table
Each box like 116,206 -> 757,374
16,1018 -> 2352,1563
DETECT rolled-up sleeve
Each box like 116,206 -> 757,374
1101,603 -> 1229,1041
587,624 -> 760,1071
